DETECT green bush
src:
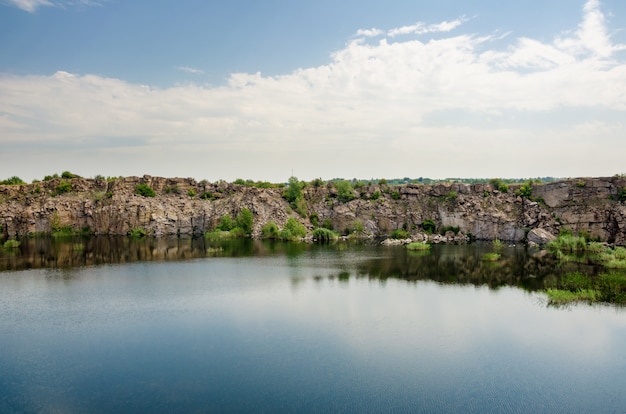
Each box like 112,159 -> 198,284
335,180 -> 356,203
188,189 -> 196,197
261,221 -> 280,239
235,208 -> 253,235
390,229 -> 409,239
61,171 -> 80,179
135,183 -> 156,197
445,191 -> 458,202
517,181 -> 533,198
619,187 -> 626,203
312,227 -> 338,242
200,191 -> 214,200
55,180 -> 72,195
217,214 -> 234,232
406,242 -> 431,251
370,190 -> 381,200
421,219 -> 436,234
391,190 -> 400,200
1,176 -> 25,185
489,178 -> 509,193
281,217 -> 307,241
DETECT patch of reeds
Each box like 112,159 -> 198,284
406,242 -> 431,251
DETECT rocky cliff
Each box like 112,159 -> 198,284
1,175 -> 625,245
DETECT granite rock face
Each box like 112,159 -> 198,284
1,175 -> 625,245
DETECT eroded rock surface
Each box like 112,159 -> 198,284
1,175 -> 625,245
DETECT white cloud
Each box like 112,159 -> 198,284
0,0 -> 625,181
355,28 -> 384,38
4,0 -> 51,12
3,0 -> 102,12
387,17 -> 467,37
176,66 -> 205,75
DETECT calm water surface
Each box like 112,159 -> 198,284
1,239 -> 625,413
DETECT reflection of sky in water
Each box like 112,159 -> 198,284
1,256 -> 625,413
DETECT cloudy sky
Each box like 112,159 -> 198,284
1,0 -> 625,183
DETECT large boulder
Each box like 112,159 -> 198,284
527,228 -> 556,245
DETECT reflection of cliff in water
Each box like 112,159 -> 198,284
356,243 -> 605,292
0,236 -> 314,272
0,238 -> 607,294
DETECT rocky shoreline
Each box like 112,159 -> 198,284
1,175 -> 625,245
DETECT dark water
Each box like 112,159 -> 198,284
1,238 -> 625,413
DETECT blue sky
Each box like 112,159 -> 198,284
1,0 -> 626,182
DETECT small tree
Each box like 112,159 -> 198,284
235,208 -> 254,235
283,176 -> 304,204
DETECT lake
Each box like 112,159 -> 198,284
1,238 -> 625,413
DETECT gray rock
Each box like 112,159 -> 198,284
527,228 -> 556,245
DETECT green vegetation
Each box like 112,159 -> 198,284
390,229 -> 409,239
406,242 -> 431,251
444,191 -> 458,202
280,217 -> 307,241
283,176 -> 308,216
3,239 -> 21,249
135,183 -> 156,197
545,288 -> 598,304
516,180 -> 533,198
619,187 -> 626,203
1,176 -> 25,185
334,180 -> 356,203
312,227 -> 338,242
55,180 -> 72,195
322,218 -> 333,230
489,178 -> 509,193
353,220 -> 365,236
206,208 -> 254,239
421,220 -> 436,234
481,252 -> 501,261
61,171 -> 81,179
492,238 -> 504,251
235,208 -> 254,235
543,271 -> 626,305
128,228 -> 148,238
283,176 -> 304,204
548,233 -> 626,271
200,191 -> 214,200
261,221 -> 280,239
187,189 -> 196,197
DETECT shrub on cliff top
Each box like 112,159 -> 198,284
135,183 -> 156,197
1,176 -> 25,185
61,171 -> 81,179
